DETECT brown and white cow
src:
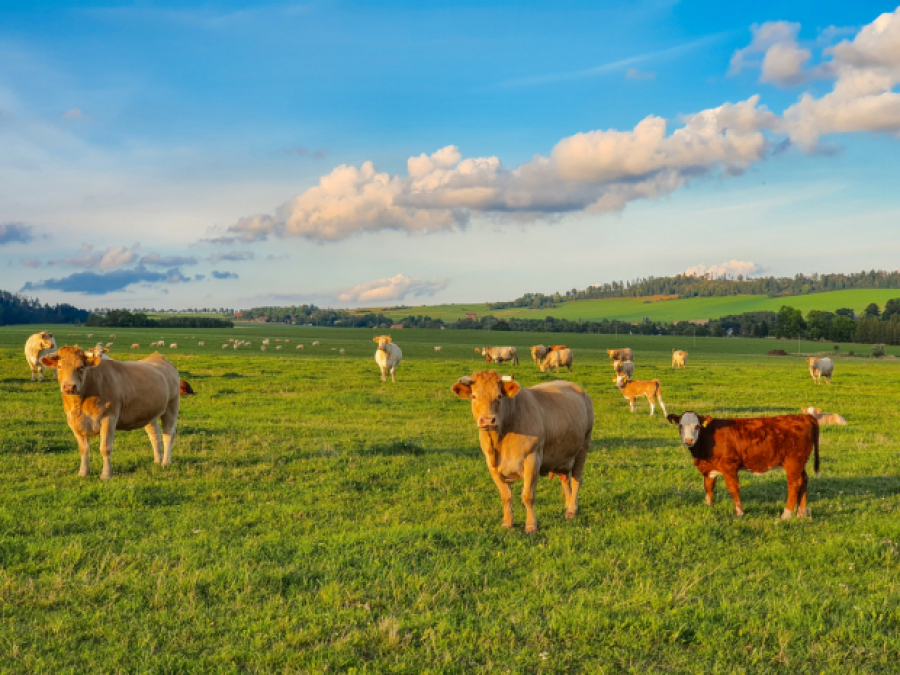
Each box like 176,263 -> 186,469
540,348 -> 573,374
667,411 -> 820,519
614,374 -> 667,416
25,331 -> 57,382
672,349 -> 688,368
41,345 -> 184,479
807,357 -> 834,384
607,348 -> 633,362
451,371 -> 593,533
802,407 -> 847,426
482,346 -> 518,365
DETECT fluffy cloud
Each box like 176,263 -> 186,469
211,270 -> 239,279
208,251 -> 255,263
0,222 -> 34,245
337,273 -> 448,304
20,266 -> 188,295
51,244 -> 140,270
140,253 -> 199,267
729,21 -> 810,86
683,260 -> 765,279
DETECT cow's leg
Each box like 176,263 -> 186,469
703,475 -> 717,505
782,466 -> 802,519
566,432 -> 590,519
37,361 -> 45,382
160,400 -> 180,467
145,419 -> 163,464
99,418 -> 115,479
76,434 -> 91,477
796,468 -> 810,518
647,394 -> 655,416
380,365 -> 387,383
521,455 -> 540,533
29,360 -> 37,382
558,474 -> 573,511
390,365 -> 396,383
657,395 -> 668,417
723,472 -> 744,516
488,471 -> 514,529
629,397 -> 636,413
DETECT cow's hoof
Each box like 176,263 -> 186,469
525,525 -> 538,534
734,510 -> 745,517
781,508 -> 794,520
502,522 -> 514,530
565,510 -> 576,520
78,470 -> 89,477
100,472 -> 112,480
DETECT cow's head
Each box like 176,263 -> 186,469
452,371 -> 520,433
40,346 -> 103,396
530,345 -> 545,359
373,335 -> 392,351
37,331 -> 55,351
539,354 -> 555,373
801,406 -> 821,415
614,372 -> 629,389
806,357 -> 818,366
607,349 -> 618,359
667,411 -> 711,447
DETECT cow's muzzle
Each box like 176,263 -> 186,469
477,416 -> 498,429
62,384 -> 78,395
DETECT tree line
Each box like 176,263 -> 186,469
0,290 -> 89,326
87,310 -> 233,329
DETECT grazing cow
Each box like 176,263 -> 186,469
530,345 -> 548,364
296,345 -> 304,350
434,346 -> 442,352
482,346 -> 519,365
540,348 -> 574,374
25,331 -> 57,382
198,341 -> 205,347
40,346 -> 183,478
451,371 -> 593,533
222,344 -> 229,349
607,348 -> 633,362
802,407 -> 847,426
261,346 -> 267,352
109,334 -> 116,339
615,374 -> 667,416
131,344 -> 140,349
169,343 -> 178,349
807,357 -> 834,385
263,339 -> 270,346
87,333 -> 93,338
672,349 -> 688,368
105,342 -> 113,348
276,345 -> 283,351
374,335 -> 402,382
339,348 -> 346,354
312,341 -> 320,346
612,359 -> 634,380
667,411 -> 819,519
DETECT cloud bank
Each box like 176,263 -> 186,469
21,266 -> 188,295
337,273 -> 448,304
684,260 -> 765,279
0,223 -> 34,245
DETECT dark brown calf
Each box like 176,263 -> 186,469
667,412 -> 819,519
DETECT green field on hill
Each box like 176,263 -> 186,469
377,288 -> 900,324
3,324 -> 900,671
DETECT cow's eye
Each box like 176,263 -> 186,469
471,393 -> 477,399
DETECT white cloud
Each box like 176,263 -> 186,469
336,273 -> 449,305
51,243 -> 140,270
683,260 -> 765,279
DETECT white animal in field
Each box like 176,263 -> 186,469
261,345 -> 267,351
169,343 -> 178,349
339,348 -> 345,354
312,341 -> 320,346
296,345 -> 304,350
807,357 -> 834,384
434,346 -> 442,351
131,344 -> 140,349
25,331 -> 57,382
87,333 -> 93,338
374,335 -> 402,383
671,350 -> 688,368
222,344 -> 229,349
262,339 -> 270,346
802,407 -> 847,425
276,345 -> 282,351
198,341 -> 205,347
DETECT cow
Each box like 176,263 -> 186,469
530,344 -> 566,365
607,348 -> 633,362
261,346 -> 267,352
374,335 -> 402,382
276,345 -> 283,351
434,346 -> 442,352
540,348 -> 573,374
339,348 -> 346,354
87,343 -> 111,360
263,339 -> 270,346
198,341 -> 205,347
169,343 -> 178,349
109,334 -> 116,339
296,345 -> 304,350
131,344 -> 140,350
222,344 -> 229,349
672,349 -> 688,368
614,374 -> 667,416
802,407 -> 847,426
312,341 -> 320,346
613,359 -> 634,380
451,371 -> 593,533
667,411 -> 820,519
482,346 -> 518,365
807,357 -> 834,385
40,345 -> 184,478
25,331 -> 57,382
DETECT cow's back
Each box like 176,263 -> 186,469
703,415 -> 817,472
84,354 -> 180,431
510,381 -> 593,467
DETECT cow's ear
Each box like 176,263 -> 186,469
501,380 -> 520,398
666,414 -> 681,425
373,337 -> 379,343
40,354 -> 60,368
85,355 -> 103,367
451,381 -> 472,399
386,335 -> 392,342
701,416 -> 712,427
815,408 -> 822,414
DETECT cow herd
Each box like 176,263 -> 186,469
21,330 -> 849,530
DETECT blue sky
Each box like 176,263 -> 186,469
2,1 -> 899,310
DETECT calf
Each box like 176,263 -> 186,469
540,348 -> 573,374
672,349 -> 688,368
41,346 -> 183,478
807,357 -> 834,384
25,331 -> 57,382
451,371 -> 593,533
614,374 -> 667,416
607,348 -> 633,362
667,412 -> 819,519
802,407 -> 847,426
482,346 -> 518,365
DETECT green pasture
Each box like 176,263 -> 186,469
377,288 -> 900,323
2,324 -> 900,672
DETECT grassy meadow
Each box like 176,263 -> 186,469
376,288 -> 900,324
2,324 -> 900,672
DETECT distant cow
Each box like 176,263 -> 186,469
802,407 -> 847,426
276,345 -> 282,351
25,331 -> 57,382
222,344 -> 229,349
530,344 -> 566,364
540,348 -> 573,374
339,348 -> 346,354
667,411 -> 819,519
169,343 -> 178,349
261,346 -> 267,352
434,346 -> 442,352
296,345 -> 304,350
607,348 -> 633,362
312,341 -> 320,346
198,341 -> 205,347
615,373 -> 667,416
452,372 -> 593,533
807,357 -> 834,384
482,346 -> 518,365
374,335 -> 402,382
263,339 -> 270,346
41,346 -> 184,478
131,344 -> 140,349
672,349 -> 688,368
613,359 -> 634,380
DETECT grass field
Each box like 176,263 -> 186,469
377,288 -> 900,324
3,324 -> 900,672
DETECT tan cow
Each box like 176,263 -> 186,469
615,373 -> 667,416
607,348 -> 633,362
131,344 -> 140,349
540,348 -> 573,374
802,407 -> 847,426
41,346 -> 183,478
672,349 -> 688,368
807,357 -> 834,384
451,371 -> 593,533
482,346 -> 518,365
374,335 -> 402,382
25,331 -> 57,382
530,344 -> 566,364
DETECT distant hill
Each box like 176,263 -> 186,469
0,290 -> 89,326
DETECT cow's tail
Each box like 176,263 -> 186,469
813,420 -> 820,477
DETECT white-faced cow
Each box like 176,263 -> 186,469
41,345 -> 185,479
667,411 -> 819,519
25,331 -> 57,382
451,371 -> 593,533
807,357 -> 834,384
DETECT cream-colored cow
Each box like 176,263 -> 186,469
374,335 -> 402,383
